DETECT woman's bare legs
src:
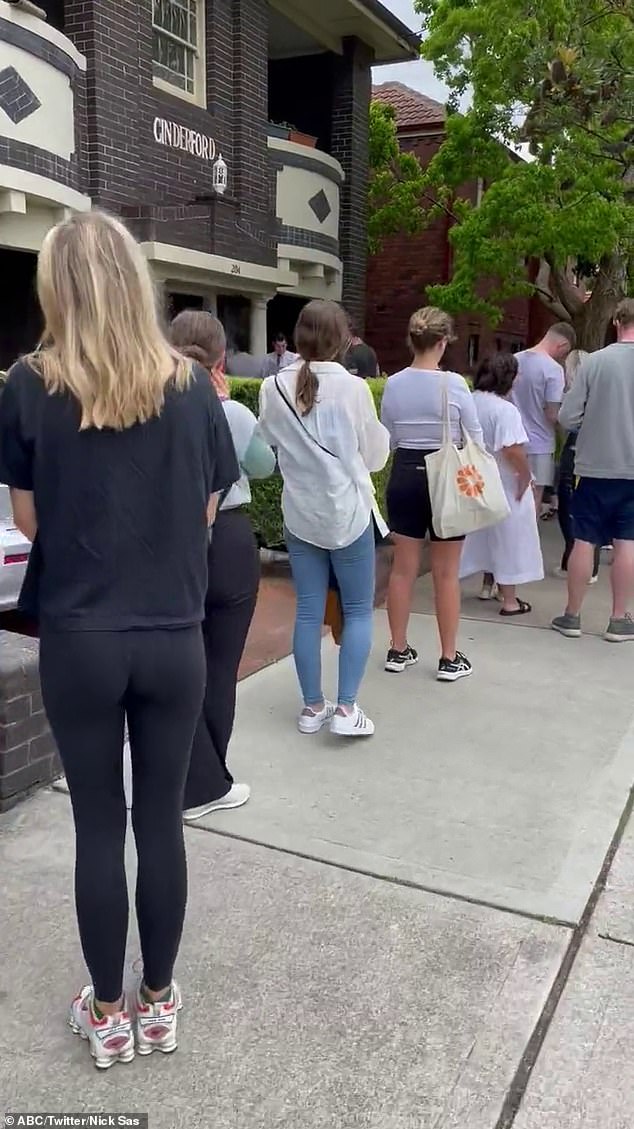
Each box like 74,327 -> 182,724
387,534 -> 423,652
430,541 -> 463,659
498,584 -> 518,612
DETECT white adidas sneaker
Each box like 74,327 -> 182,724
330,705 -> 375,738
298,700 -> 336,734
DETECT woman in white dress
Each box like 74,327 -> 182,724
460,353 -> 544,615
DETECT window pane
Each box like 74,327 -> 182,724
153,0 -> 196,46
152,0 -> 199,95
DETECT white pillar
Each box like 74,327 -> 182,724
250,296 -> 269,355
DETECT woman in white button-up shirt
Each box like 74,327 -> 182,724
259,300 -> 390,738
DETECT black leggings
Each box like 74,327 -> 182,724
184,509 -> 260,809
558,437 -> 600,575
40,627 -> 205,1002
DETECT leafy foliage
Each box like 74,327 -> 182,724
413,0 -> 634,346
368,102 -> 427,254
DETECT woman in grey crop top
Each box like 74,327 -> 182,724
381,307 -> 482,684
170,311 -> 275,821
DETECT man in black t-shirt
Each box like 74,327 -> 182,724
343,319 -> 380,379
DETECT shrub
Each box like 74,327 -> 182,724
228,377 -> 390,548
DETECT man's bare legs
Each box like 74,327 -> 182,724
565,540 -> 595,615
610,540 -> 634,620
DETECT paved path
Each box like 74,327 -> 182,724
2,523 -> 634,1128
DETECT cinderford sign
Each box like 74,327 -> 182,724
153,116 -> 217,161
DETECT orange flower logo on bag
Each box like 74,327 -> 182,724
456,464 -> 485,498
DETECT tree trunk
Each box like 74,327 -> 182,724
537,251 -> 626,352
572,298 -> 614,351
571,253 -> 626,351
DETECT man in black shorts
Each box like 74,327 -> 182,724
552,299 -> 634,641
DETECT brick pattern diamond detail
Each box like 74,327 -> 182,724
308,189 -> 332,225
0,67 -> 42,125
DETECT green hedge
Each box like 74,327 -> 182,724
229,377 -> 390,548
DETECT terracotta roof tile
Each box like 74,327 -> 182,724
372,81 -> 446,129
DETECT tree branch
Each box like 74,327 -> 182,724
544,256 -> 586,317
421,192 -> 461,223
533,260 -> 571,321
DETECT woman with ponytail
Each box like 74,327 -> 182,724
258,300 -> 390,738
170,310 -> 275,820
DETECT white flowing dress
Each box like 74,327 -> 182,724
460,392 -> 544,586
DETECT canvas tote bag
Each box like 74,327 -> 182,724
425,378 -> 510,539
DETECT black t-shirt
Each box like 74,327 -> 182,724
344,343 -> 379,380
0,361 -> 239,630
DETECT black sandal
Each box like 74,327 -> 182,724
500,600 -> 532,617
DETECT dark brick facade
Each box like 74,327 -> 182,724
0,633 -> 60,813
62,0 -> 278,267
332,38 -> 374,330
1,3 -> 388,328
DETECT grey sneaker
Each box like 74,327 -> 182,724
551,613 -> 581,638
604,614 -> 634,643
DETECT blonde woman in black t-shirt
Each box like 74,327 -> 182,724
0,211 -> 239,1068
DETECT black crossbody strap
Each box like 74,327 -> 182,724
274,377 -> 389,548
274,374 -> 336,459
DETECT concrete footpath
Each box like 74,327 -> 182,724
2,525 -> 634,1128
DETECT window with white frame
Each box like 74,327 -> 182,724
152,0 -> 204,103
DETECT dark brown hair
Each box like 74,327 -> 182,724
294,300 -> 350,415
408,306 -> 456,355
169,309 -> 226,368
474,352 -> 519,397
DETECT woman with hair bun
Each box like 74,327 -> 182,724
459,352 -> 544,613
381,307 -> 483,681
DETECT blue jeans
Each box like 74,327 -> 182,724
285,523 -> 375,707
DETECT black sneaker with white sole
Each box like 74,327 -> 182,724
385,645 -> 419,673
437,651 -> 472,682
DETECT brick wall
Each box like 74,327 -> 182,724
63,0 -> 277,267
0,633 -> 59,813
332,37 -> 374,330
366,130 -> 531,375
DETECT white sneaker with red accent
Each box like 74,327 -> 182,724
69,986 -> 135,1070
133,981 -> 182,1056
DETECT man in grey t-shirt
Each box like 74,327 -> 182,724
511,323 -> 575,513
553,299 -> 634,642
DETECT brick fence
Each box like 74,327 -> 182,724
0,632 -> 60,812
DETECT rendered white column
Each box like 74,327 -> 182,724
250,296 -> 270,355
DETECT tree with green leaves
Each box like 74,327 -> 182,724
412,0 -> 633,349
368,101 -> 427,256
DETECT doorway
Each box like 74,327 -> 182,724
0,250 -> 41,370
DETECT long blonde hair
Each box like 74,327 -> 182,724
29,210 -> 189,430
564,349 -> 588,391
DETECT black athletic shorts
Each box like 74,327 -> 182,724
386,447 -> 464,543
